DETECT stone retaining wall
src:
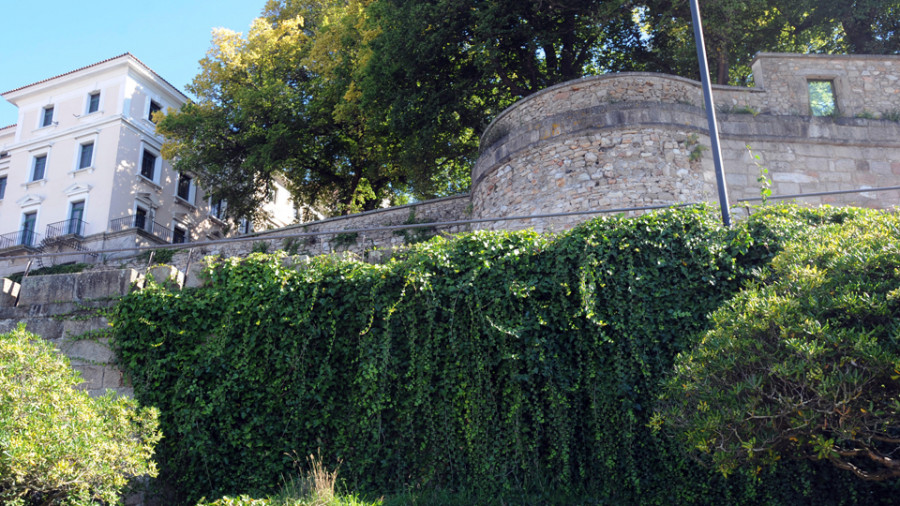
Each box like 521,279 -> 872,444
474,53 -> 900,229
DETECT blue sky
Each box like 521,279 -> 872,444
0,1 -> 269,127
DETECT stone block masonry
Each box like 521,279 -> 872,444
474,53 -> 900,229
0,269 -> 144,398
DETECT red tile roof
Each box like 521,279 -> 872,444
2,53 -> 188,100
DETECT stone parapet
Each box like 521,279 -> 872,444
17,268 -> 143,306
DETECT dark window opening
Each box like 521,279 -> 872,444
149,100 -> 162,121
69,201 -> 85,235
79,142 -> 94,169
140,150 -> 156,180
41,106 -> 54,127
88,92 -> 100,114
32,155 -> 47,181
135,207 -> 148,231
173,225 -> 187,244
177,173 -> 192,202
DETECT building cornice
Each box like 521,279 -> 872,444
2,53 -> 189,104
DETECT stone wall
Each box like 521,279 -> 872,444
474,53 -> 900,230
0,269 -> 142,398
120,195 -> 474,270
750,53 -> 900,116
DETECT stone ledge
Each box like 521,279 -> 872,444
17,269 -> 143,306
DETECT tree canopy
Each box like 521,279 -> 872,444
159,0 -> 900,218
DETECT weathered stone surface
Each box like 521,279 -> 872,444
184,261 -> 207,288
75,269 -> 142,300
58,339 -> 116,363
147,265 -> 184,288
0,278 -> 19,307
18,269 -> 142,305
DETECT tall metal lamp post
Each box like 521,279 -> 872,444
689,0 -> 732,227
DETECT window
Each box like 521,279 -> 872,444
140,149 -> 157,181
809,80 -> 836,116
135,206 -> 149,231
148,100 -> 161,121
239,218 -> 253,234
87,92 -> 100,114
21,212 -> 37,246
172,225 -> 188,244
41,106 -> 54,127
68,201 -> 85,235
78,142 -> 94,170
0,176 -> 6,199
176,173 -> 194,203
209,198 -> 226,220
32,155 -> 47,181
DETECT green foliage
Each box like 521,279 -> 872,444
392,208 -> 437,245
720,105 -> 760,116
686,133 -> 707,162
7,263 -> 90,284
331,232 -> 358,249
882,109 -> 900,122
112,205 -> 895,504
138,248 -> 177,265
0,324 -> 161,505
282,237 -> 302,256
252,241 -> 271,254
747,145 -> 773,204
809,80 -> 838,117
656,212 -> 900,481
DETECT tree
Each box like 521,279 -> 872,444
158,3 -> 429,219
0,324 -> 161,504
655,212 -> 900,481
643,0 -> 900,85
358,0 -> 649,188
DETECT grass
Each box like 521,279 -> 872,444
198,454 -> 600,506
7,262 -> 90,283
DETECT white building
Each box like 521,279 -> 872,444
0,54 -> 296,276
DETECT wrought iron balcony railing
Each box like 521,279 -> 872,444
45,219 -> 88,239
0,229 -> 42,249
108,216 -> 173,243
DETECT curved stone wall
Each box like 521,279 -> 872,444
473,55 -> 900,232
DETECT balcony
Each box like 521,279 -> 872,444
108,216 -> 173,243
45,219 -> 88,239
0,229 -> 42,250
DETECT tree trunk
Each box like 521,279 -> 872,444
716,48 -> 729,85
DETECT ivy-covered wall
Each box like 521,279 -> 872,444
111,205 -> 896,504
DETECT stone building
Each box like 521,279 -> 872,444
0,54 -> 296,277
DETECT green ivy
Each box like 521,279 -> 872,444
111,204 -> 893,504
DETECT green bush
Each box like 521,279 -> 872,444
112,204 -> 895,504
656,212 -> 900,481
0,324 -> 161,505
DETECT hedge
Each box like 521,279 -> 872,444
111,204 -> 895,504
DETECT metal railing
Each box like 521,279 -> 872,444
9,184 -> 900,265
45,219 -> 88,239
108,216 -> 173,243
0,229 -> 42,249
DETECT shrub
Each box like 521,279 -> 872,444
0,324 -> 161,505
656,212 -> 900,481
113,204 -> 894,504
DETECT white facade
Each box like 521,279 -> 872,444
0,54 -> 296,276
